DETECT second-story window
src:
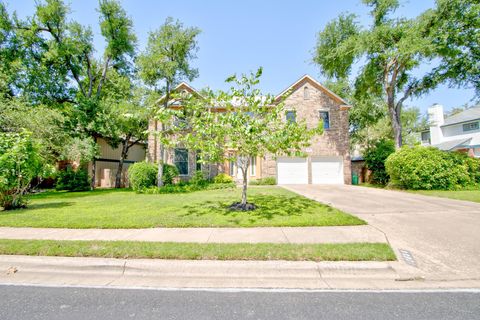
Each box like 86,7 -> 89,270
286,110 -> 296,123
463,122 -> 479,132
319,111 -> 330,129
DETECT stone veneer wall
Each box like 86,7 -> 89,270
260,79 -> 351,184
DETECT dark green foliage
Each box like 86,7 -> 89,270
55,167 -> 90,192
143,182 -> 236,194
364,139 -> 395,185
213,173 -> 234,184
162,164 -> 179,185
128,162 -> 157,191
0,132 -> 43,210
190,170 -> 208,186
386,146 -> 480,190
249,177 -> 277,185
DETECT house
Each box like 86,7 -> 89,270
89,137 -> 146,188
147,75 -> 352,185
421,104 -> 480,158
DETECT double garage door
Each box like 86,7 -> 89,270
277,156 -> 344,185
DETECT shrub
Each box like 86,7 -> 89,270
162,164 -> 179,185
249,177 -> 276,185
364,139 -> 395,185
190,170 -> 208,186
55,167 -> 90,192
213,173 -> 233,184
0,132 -> 43,210
385,146 -> 479,190
128,162 -> 157,191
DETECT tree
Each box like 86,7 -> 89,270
137,17 -> 200,187
183,68 -> 323,210
101,74 -> 148,188
4,0 -> 137,187
424,0 -> 480,98
314,0 -> 437,149
0,132 -> 44,210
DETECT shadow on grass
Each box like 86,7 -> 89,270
181,195 -> 333,223
0,201 -> 74,215
27,188 -> 131,200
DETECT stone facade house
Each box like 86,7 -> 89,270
147,75 -> 352,185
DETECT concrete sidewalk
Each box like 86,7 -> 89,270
1,255 -> 478,290
0,225 -> 386,244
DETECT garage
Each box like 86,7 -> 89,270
311,156 -> 344,184
276,157 -> 308,184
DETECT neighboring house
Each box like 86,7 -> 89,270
147,75 -> 352,185
421,104 -> 480,157
88,137 -> 146,188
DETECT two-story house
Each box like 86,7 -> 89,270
421,104 -> 480,158
147,75 -> 352,184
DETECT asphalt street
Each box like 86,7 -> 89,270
0,285 -> 478,320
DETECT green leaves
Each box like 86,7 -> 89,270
138,17 -> 201,88
0,131 -> 43,209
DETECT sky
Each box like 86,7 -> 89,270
6,0 -> 478,114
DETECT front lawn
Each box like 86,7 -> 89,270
0,239 -> 394,261
0,187 -> 365,228
408,189 -> 480,203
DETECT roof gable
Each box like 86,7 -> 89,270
274,75 -> 349,106
156,82 -> 200,105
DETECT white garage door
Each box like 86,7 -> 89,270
311,156 -> 344,184
277,157 -> 308,184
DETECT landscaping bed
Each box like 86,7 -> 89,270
0,187 -> 365,228
0,239 -> 395,261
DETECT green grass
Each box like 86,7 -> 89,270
0,187 -> 365,228
408,189 -> 480,203
0,239 -> 395,261
359,183 -> 480,203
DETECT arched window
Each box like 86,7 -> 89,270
304,86 -> 310,100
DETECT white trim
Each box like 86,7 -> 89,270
250,157 -> 256,176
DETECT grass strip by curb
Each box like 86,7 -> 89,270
0,239 -> 396,261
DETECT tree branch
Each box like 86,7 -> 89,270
96,56 -> 111,99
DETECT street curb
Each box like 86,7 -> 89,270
1,254 -> 467,290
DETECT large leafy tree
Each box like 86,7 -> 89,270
424,0 -> 480,97
137,17 -> 200,187
3,0 -> 137,187
314,0 -> 441,149
183,68 -> 323,210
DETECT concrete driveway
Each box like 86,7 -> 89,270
283,185 -> 480,281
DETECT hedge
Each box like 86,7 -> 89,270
385,146 -> 480,190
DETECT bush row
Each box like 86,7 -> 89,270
127,162 -> 236,193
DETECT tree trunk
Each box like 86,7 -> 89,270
239,156 -> 250,206
157,82 -> 170,188
90,137 -> 97,189
157,143 -> 164,187
387,92 -> 402,149
115,136 -> 130,188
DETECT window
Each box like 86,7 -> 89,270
319,111 -> 330,129
229,160 -> 235,176
286,110 -> 296,123
196,153 -> 202,171
250,157 -> 256,176
174,148 -> 189,175
463,122 -> 479,132
421,131 -> 431,143
304,86 -> 310,100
